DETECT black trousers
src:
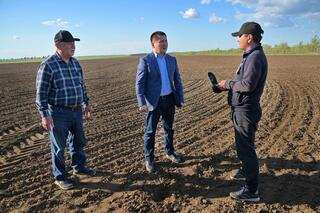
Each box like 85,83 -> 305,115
232,108 -> 261,193
144,93 -> 176,164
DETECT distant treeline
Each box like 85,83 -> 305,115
1,35 -> 319,63
177,35 -> 320,55
0,56 -> 47,63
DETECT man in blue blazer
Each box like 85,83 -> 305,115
135,31 -> 184,173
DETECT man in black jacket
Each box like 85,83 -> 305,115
218,22 -> 268,202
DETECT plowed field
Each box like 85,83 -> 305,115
0,55 -> 319,212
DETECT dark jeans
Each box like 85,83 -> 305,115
144,93 -> 175,164
49,106 -> 87,181
232,108 -> 261,193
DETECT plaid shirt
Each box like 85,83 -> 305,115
36,52 -> 89,117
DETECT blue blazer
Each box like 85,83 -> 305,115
135,53 -> 184,111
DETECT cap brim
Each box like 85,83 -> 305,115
231,32 -> 239,37
74,38 -> 80,41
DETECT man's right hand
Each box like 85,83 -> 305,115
218,80 -> 229,91
41,116 -> 54,131
139,106 -> 148,113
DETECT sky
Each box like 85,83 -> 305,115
1,0 -> 320,58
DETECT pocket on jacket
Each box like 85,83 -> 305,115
231,92 -> 242,106
232,92 -> 250,107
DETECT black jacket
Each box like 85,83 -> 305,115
226,44 -> 268,110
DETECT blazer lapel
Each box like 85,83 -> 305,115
149,53 -> 161,76
165,55 -> 175,90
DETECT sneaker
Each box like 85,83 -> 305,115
230,186 -> 260,202
54,179 -> 74,190
145,161 -> 158,174
165,153 -> 184,163
230,169 -> 246,180
73,167 -> 96,176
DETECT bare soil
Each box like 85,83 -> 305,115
0,55 -> 319,212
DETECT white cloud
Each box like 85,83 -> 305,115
235,11 -> 295,27
180,8 -> 199,19
41,20 -> 55,26
229,0 -> 320,27
41,18 -> 69,28
227,0 -> 256,7
13,35 -> 21,40
201,0 -> 212,5
209,13 -> 225,23
304,12 -> 320,20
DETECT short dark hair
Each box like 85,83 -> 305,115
252,34 -> 262,43
150,31 -> 167,42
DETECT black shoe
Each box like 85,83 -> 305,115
73,167 -> 96,177
54,179 -> 74,190
165,153 -> 184,163
230,169 -> 246,180
230,186 -> 260,202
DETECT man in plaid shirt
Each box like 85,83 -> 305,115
36,30 -> 94,190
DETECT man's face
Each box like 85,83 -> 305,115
57,41 -> 75,58
152,35 -> 168,54
236,34 -> 251,50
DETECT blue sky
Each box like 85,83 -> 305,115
1,0 -> 319,58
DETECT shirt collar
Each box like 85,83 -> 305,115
55,52 -> 73,63
153,52 -> 166,58
54,52 -> 63,61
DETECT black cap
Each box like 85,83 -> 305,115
231,22 -> 264,37
54,30 -> 80,43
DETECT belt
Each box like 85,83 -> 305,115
160,93 -> 173,100
55,105 -> 82,111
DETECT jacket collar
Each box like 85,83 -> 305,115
243,43 -> 262,58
